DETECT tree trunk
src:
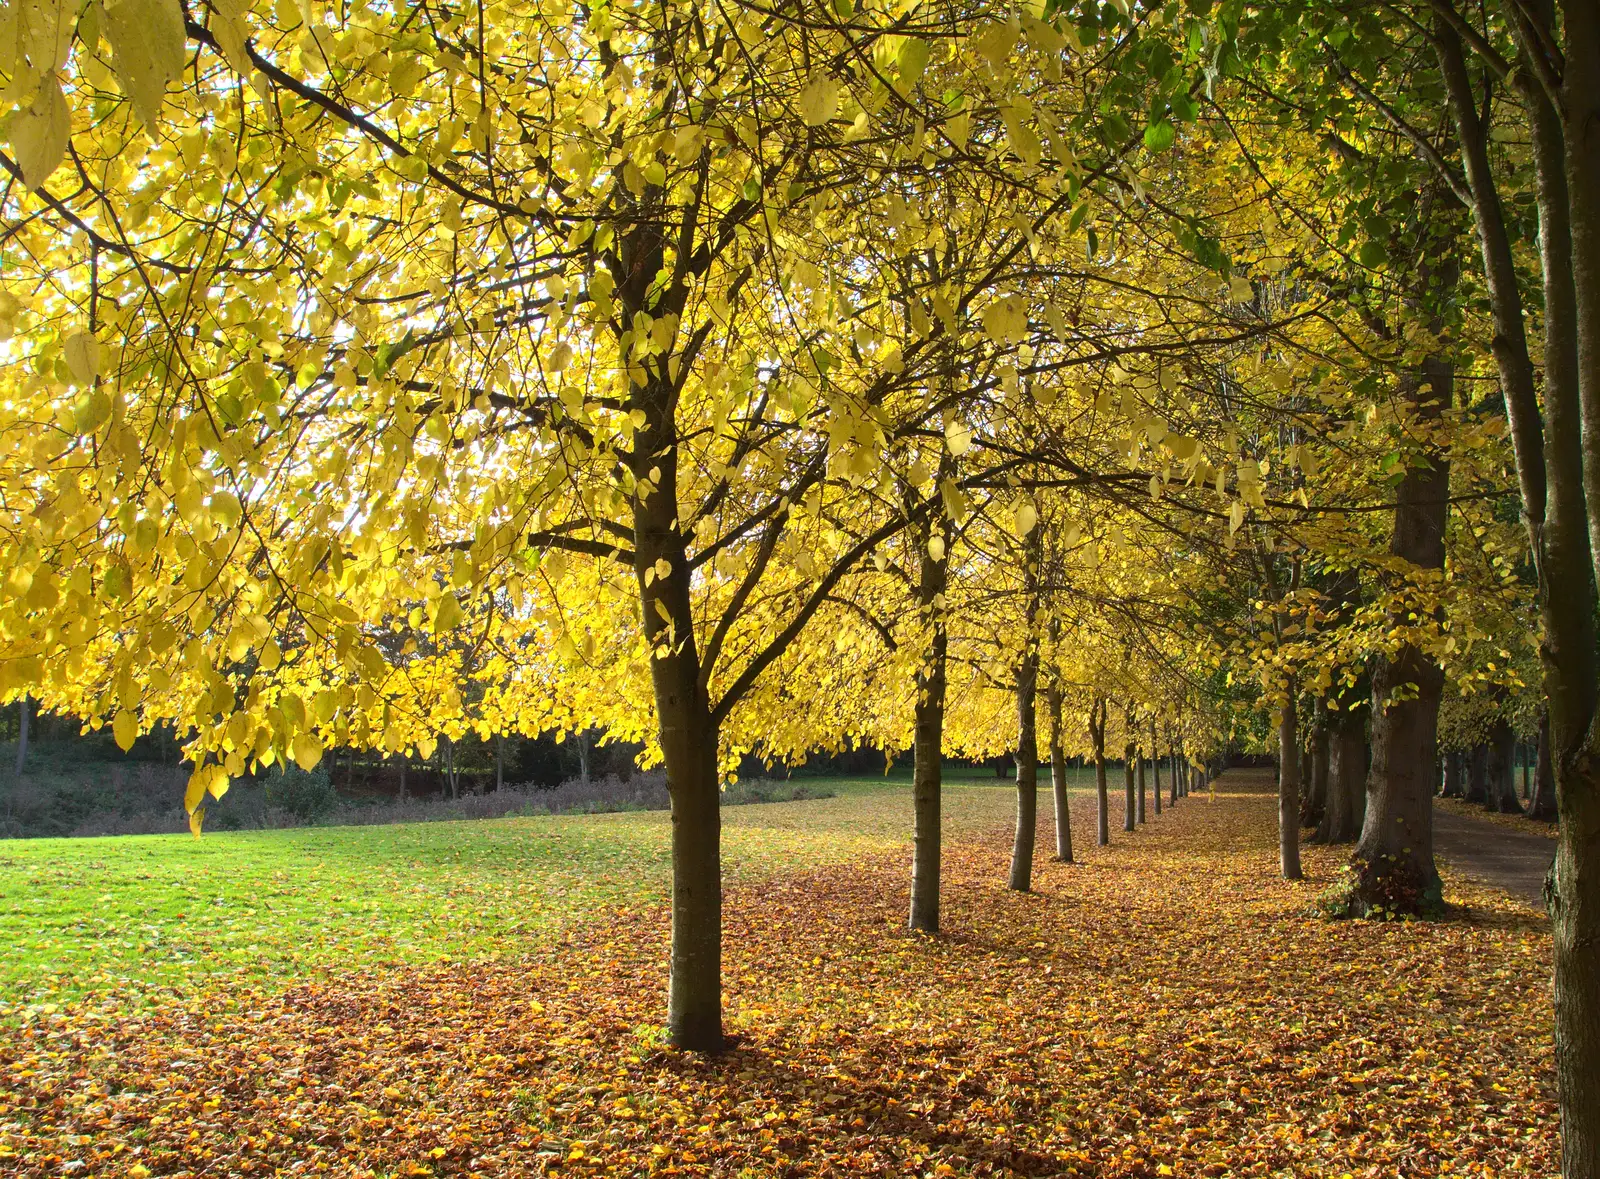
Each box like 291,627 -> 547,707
1008,654 -> 1039,892
1048,687 -> 1073,863
1123,741 -> 1137,833
495,736 -> 504,792
909,521 -> 949,932
1523,743 -> 1532,801
1486,716 -> 1524,814
1316,708 -> 1366,844
657,684 -> 722,1052
1464,744 -> 1490,805
1090,700 -> 1110,846
1279,690 -> 1303,880
631,360 -> 724,1052
1136,744 -> 1147,825
1347,304 -> 1452,915
1301,708 -> 1330,827
1531,710 -> 1559,822
578,730 -> 592,786
1444,9 -> 1600,1157
1441,749 -> 1464,798
1150,720 -> 1163,816
398,753 -> 407,801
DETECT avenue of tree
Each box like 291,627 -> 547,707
0,0 -> 1595,1171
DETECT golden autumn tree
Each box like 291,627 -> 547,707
1,0 -> 1226,1049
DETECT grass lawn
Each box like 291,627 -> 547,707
0,764 -> 1105,1013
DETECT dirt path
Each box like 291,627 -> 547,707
1432,804 -> 1555,908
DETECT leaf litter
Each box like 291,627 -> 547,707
0,776 -> 1556,1177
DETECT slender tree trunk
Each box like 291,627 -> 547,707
629,347 -> 725,1050
1150,720 -> 1163,816
495,736 -> 504,792
1090,700 -> 1110,847
640,591 -> 722,1052
1048,687 -> 1073,862
1523,743 -> 1532,801
1123,742 -> 1137,833
1279,689 -> 1303,880
1009,659 -> 1039,892
578,730 -> 592,786
1136,744 -> 1147,825
909,520 -> 949,932
1531,710 -> 1559,822
398,753 -> 407,801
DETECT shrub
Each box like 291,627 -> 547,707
264,765 -> 339,822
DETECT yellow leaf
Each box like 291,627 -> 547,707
184,769 -> 208,813
103,0 -> 189,129
292,733 -> 323,772
897,38 -> 930,87
10,76 -> 70,190
433,592 -> 462,631
113,709 -> 138,752
945,420 -> 972,456
389,53 -> 426,96
797,75 -> 839,127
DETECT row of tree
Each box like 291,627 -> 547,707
0,0 -> 1595,1169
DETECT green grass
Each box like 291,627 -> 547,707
0,766 -> 1103,1014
